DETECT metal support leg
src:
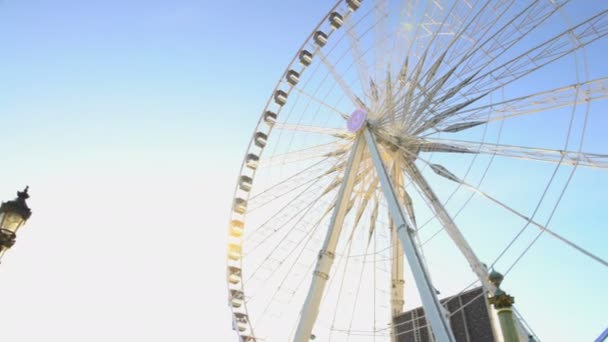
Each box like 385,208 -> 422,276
294,134 -> 366,342
405,162 -> 495,292
363,128 -> 456,342
406,162 -> 531,342
390,161 -> 405,342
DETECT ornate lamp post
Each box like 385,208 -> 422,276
0,187 -> 32,262
488,269 -> 520,342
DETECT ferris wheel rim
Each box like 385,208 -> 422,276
225,1 -> 349,339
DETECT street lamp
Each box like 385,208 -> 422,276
0,187 -> 32,261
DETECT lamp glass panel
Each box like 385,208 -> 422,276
0,211 -> 25,233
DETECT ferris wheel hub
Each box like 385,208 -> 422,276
347,109 -> 368,133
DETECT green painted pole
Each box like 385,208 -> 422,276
488,270 -> 520,342
496,308 -> 519,342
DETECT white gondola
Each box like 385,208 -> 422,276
254,132 -> 268,148
264,110 -> 277,125
245,153 -> 259,169
231,297 -> 244,308
286,70 -> 300,86
229,220 -> 244,237
274,90 -> 288,106
314,31 -> 328,47
233,313 -> 249,332
233,198 -> 247,214
330,12 -> 344,29
227,266 -> 241,284
239,175 -> 253,192
228,243 -> 242,260
228,274 -> 240,285
230,289 -> 244,300
346,0 -> 361,11
299,50 -> 313,66
236,321 -> 248,332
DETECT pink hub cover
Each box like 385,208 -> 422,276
347,109 -> 367,133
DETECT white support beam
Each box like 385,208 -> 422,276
405,162 -> 533,341
363,128 -> 457,342
294,135 -> 366,342
390,160 -> 405,342
405,162 -> 496,293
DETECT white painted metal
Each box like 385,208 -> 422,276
405,161 -> 496,294
424,138 -> 608,169
294,135 -> 366,342
226,1 -> 608,340
363,128 -> 457,342
443,77 -> 608,125
389,160 -> 405,342
406,162 -> 532,341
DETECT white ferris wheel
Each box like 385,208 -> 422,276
225,0 -> 608,341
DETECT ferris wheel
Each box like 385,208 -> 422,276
226,0 -> 608,341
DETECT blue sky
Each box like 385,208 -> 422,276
0,1 -> 607,341
0,1 -> 325,340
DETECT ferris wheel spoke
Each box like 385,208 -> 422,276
401,187 -> 417,230
429,0 -> 567,103
387,0 -> 497,126
401,0 -> 570,128
339,2 -> 395,109
343,4 -> 373,101
274,122 -> 350,138
317,49 -> 366,109
261,141 -> 349,167
452,1 -> 566,77
461,9 -> 608,99
367,195 -> 380,245
416,77 -> 608,136
372,0 -> 390,83
425,162 -> 608,269
402,147 -> 608,271
387,0 -> 416,84
434,77 -> 608,130
352,177 -> 380,236
466,181 -> 608,270
248,165 -> 340,213
397,50 -> 430,129
326,225 -> 357,341
424,138 -> 608,169
386,52 -> 480,131
345,247 -> 372,341
403,161 -> 496,293
256,197 -> 338,313
326,202 -> 377,340
395,0 -> 514,130
249,157 -> 334,202
328,190 -> 378,340
244,180 -> 336,258
290,85 -> 350,120
244,160 -> 352,250
405,54 -> 451,128
416,0 -> 493,82
431,0 -> 515,64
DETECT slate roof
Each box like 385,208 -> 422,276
393,287 -> 495,342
